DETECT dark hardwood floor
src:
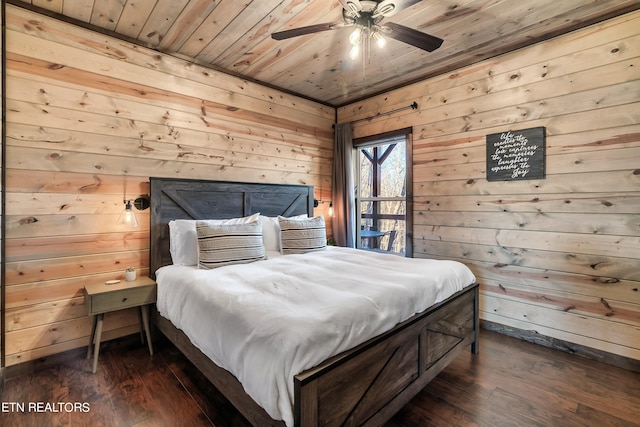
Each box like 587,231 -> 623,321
1,329 -> 639,426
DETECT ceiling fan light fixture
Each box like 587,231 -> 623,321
349,27 -> 362,45
349,43 -> 361,60
372,31 -> 386,48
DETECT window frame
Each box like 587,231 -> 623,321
353,128 -> 413,257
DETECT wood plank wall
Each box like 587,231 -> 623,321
2,4 -> 334,366
1,4 -> 4,367
338,11 -> 640,362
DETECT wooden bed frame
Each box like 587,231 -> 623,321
149,177 -> 479,427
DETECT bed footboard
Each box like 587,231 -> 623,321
294,283 -> 479,427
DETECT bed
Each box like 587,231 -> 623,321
149,177 -> 479,427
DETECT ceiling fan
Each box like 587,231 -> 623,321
271,0 -> 443,60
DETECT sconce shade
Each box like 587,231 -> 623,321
117,200 -> 139,227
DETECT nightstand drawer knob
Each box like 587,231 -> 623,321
122,297 -> 128,302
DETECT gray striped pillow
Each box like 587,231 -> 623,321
196,221 -> 266,269
278,215 -> 327,254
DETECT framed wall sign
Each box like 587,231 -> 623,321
486,126 -> 546,181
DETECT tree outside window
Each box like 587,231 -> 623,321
355,135 -> 407,255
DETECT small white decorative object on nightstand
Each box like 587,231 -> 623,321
125,267 -> 136,281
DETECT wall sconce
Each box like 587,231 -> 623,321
313,199 -> 333,217
117,200 -> 138,227
116,195 -> 149,227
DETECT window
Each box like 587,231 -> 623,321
354,129 -> 412,256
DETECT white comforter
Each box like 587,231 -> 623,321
156,246 -> 475,426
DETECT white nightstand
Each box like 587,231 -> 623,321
84,276 -> 157,373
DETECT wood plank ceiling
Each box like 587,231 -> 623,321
12,0 -> 640,107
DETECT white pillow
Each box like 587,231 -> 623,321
169,213 -> 260,265
259,214 -> 308,252
278,215 -> 327,254
196,221 -> 266,269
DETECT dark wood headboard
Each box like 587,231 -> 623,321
149,178 -> 314,279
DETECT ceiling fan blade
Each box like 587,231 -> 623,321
375,0 -> 422,17
382,22 -> 443,52
271,22 -> 343,40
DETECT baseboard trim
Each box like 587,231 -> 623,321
2,334 -> 146,381
481,320 -> 640,373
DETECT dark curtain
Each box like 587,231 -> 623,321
332,122 -> 355,247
